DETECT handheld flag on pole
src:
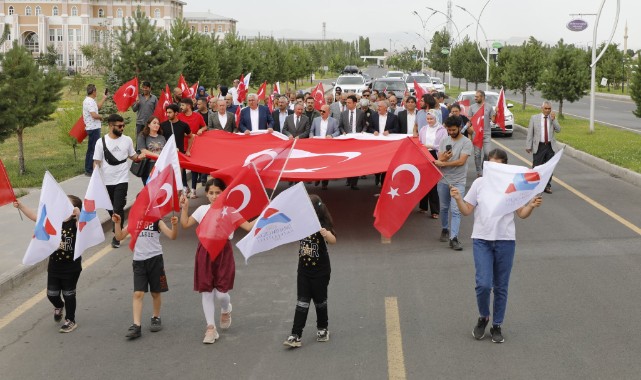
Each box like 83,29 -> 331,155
113,77 -> 139,112
74,170 -> 113,259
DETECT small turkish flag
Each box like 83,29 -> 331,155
178,74 -> 190,98
189,82 -> 199,99
113,77 -> 138,112
495,87 -> 506,131
311,82 -> 326,111
256,81 -> 267,101
413,80 -> 425,103
235,105 -> 242,127
458,98 -> 470,116
267,93 -> 274,113
68,116 -> 87,143
237,73 -> 249,103
153,85 -> 173,122
471,105 -> 485,148
0,158 -> 16,207
373,138 -> 442,238
273,82 -> 280,95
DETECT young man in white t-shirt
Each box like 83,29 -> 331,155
83,84 -> 107,176
93,114 -> 145,248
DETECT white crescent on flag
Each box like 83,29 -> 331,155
124,85 -> 136,98
227,184 -> 251,213
391,164 -> 421,194
154,183 -> 173,208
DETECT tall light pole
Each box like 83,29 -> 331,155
588,0 -> 620,133
425,6 -> 462,89
456,4 -> 491,90
412,10 -> 437,73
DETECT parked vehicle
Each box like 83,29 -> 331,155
332,74 -> 368,100
370,78 -> 407,104
404,74 -> 435,94
431,77 -> 445,92
342,65 -> 361,74
455,91 -> 515,137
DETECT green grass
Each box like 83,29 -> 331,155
507,100 -> 641,173
596,85 -> 630,96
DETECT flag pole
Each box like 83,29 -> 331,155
269,138 -> 297,202
250,161 -> 270,201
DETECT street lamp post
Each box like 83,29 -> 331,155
425,6 -> 463,89
412,10 -> 437,73
456,5 -> 491,90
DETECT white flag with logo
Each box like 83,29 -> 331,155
147,137 -> 181,190
22,172 -> 74,265
481,148 -> 564,217
236,183 -> 321,262
74,170 -> 113,259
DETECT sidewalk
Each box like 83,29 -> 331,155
0,172 -> 143,296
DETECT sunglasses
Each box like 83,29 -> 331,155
114,124 -> 125,129
319,110 -> 326,114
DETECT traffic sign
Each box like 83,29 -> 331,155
441,48 -> 450,55
492,42 -> 503,49
489,47 -> 499,55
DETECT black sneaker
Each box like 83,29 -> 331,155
450,237 -> 463,251
54,305 -> 64,322
490,325 -> 504,343
126,324 -> 141,339
150,317 -> 162,332
317,328 -> 330,342
283,334 -> 302,348
59,319 -> 77,333
439,229 -> 449,242
473,317 -> 489,340
111,237 -> 120,249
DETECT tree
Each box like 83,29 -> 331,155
595,43 -> 624,91
449,39 -> 469,89
36,45 -> 59,68
69,74 -> 86,95
500,37 -> 545,110
630,55 -> 641,117
538,40 -> 590,116
428,28 -> 452,79
113,8 -> 181,92
80,21 -> 116,75
387,50 -> 421,72
0,42 -> 64,174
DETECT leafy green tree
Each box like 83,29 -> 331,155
0,42 -> 64,174
501,37 -> 545,110
80,21 -> 116,75
387,50 -> 421,72
113,8 -> 181,93
458,37 -> 486,90
630,55 -> 641,117
36,45 -> 59,68
449,39 -> 468,89
428,29 -> 452,78
182,33 -> 220,90
538,40 -> 590,116
69,74 -> 86,95
595,43 -> 624,91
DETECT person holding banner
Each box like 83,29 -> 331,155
14,196 -> 83,333
284,194 -> 336,348
450,149 -> 542,343
180,178 -> 255,344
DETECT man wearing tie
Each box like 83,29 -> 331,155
310,104 -> 340,190
526,101 -> 561,194
282,104 -> 310,139
329,89 -> 346,120
272,96 -> 293,133
238,93 -> 274,134
338,94 -> 367,190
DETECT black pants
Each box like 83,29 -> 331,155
84,129 -> 100,174
291,273 -> 330,336
106,182 -> 128,233
47,272 -> 81,322
533,143 -> 555,188
181,169 -> 188,188
419,150 -> 439,213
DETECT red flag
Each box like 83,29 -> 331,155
458,98 -> 470,116
373,138 -> 442,238
178,74 -> 190,98
256,81 -> 267,101
189,82 -> 199,99
153,85 -> 173,122
495,87 -> 506,131
311,82 -> 326,111
273,82 -> 280,95
68,116 -> 87,143
413,80 -> 425,103
237,74 -> 248,103
196,164 -> 268,260
113,77 -> 139,112
235,105 -> 242,127
126,168 -> 179,250
267,93 -> 274,113
0,158 -> 16,207
471,105 -> 485,148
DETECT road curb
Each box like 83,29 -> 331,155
514,124 -> 641,188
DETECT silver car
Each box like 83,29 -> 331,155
456,91 -> 514,137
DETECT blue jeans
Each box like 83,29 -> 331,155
85,129 -> 101,174
473,140 -> 491,176
437,182 -> 465,239
472,239 -> 516,325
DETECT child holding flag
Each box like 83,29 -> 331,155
284,194 -> 336,348
111,213 -> 178,339
14,196 -> 82,333
450,149 -> 542,343
180,178 -> 254,344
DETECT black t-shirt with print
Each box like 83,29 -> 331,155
48,219 -> 82,277
160,120 -> 191,152
297,231 -> 330,277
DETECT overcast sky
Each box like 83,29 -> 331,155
184,0 -> 638,52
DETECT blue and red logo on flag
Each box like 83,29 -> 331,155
505,172 -> 540,194
254,208 -> 291,235
78,199 -> 97,232
34,205 -> 57,241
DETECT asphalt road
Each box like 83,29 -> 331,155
1,131 -> 641,379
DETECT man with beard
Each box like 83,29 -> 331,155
132,81 -> 158,137
93,114 -> 144,248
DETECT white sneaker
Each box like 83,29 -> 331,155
203,325 -> 219,344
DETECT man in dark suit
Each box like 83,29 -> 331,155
397,96 -> 418,135
526,101 -> 561,194
238,93 -> 274,134
282,104 -> 310,139
338,94 -> 367,190
208,99 -> 236,132
224,94 -> 238,114
310,104 -> 341,190
272,95 -> 293,133
367,100 -> 400,135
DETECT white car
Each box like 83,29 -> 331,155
455,91 -> 514,137
431,77 -> 445,92
405,74 -> 435,94
385,70 -> 405,78
332,75 -> 368,100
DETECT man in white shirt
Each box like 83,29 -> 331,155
229,79 -> 241,106
397,96 -> 418,135
83,84 -> 107,176
93,114 -> 144,248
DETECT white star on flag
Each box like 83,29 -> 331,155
387,187 -> 400,199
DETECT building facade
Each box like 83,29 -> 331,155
0,1 -> 236,71
184,11 -> 236,39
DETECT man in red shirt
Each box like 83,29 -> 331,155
178,98 -> 207,198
